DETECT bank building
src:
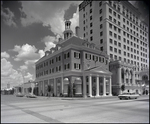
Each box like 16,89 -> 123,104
35,20 -> 112,97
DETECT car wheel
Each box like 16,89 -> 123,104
120,98 -> 122,100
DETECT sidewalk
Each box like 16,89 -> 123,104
36,95 -> 118,100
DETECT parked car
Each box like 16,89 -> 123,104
16,92 -> 24,97
118,92 -> 139,100
26,93 -> 37,98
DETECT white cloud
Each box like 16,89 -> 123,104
1,58 -> 13,76
1,7 -> 17,27
20,1 -> 81,35
19,65 -> 28,71
38,50 -> 45,58
70,7 -> 79,34
24,72 -> 33,81
1,51 -> 10,58
1,58 -> 35,89
12,44 -> 40,61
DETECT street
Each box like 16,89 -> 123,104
1,95 -> 149,123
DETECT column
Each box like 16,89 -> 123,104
96,75 -> 99,97
109,77 -> 112,96
43,81 -> 44,95
103,77 -> 106,96
118,67 -> 121,94
83,75 -> 87,98
61,77 -> 64,94
89,75 -> 92,97
132,70 -> 135,85
54,78 -> 56,96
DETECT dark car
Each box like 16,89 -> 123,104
118,92 -> 139,100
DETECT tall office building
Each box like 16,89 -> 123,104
79,1 -> 149,94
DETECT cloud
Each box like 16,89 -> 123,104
1,58 -> 13,76
12,44 -> 40,61
1,51 -> 10,58
1,6 -> 17,27
20,1 -> 81,36
19,65 -> 28,71
38,50 -> 45,58
24,72 -> 33,81
1,58 -> 35,88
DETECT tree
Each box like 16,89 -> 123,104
47,85 -> 51,97
121,84 -> 125,93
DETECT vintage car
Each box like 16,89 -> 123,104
16,92 -> 24,97
118,92 -> 139,100
26,93 -> 37,98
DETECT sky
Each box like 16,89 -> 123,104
1,1 -> 149,89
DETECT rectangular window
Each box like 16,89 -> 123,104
74,63 -> 80,70
109,8 -> 112,13
90,29 -> 93,34
109,39 -> 112,44
90,22 -> 92,27
100,24 -> 103,29
90,15 -> 92,20
99,1 -> 102,6
90,8 -> 92,13
99,9 -> 102,14
109,23 -> 112,29
114,48 -> 117,53
114,40 -> 117,45
74,52 -> 80,59
90,36 -> 93,41
100,16 -> 102,21
109,31 -> 112,36
100,31 -> 103,36
113,11 -> 116,16
110,46 -> 113,51
118,14 -> 120,19
109,16 -> 112,21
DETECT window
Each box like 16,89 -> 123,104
110,46 -> 113,51
118,35 -> 121,40
74,52 -> 80,59
74,63 -> 80,70
100,47 -> 103,51
119,50 -> 121,54
128,53 -> 130,57
100,16 -> 102,21
119,57 -> 122,60
109,23 -> 112,29
114,40 -> 117,45
90,15 -> 92,20
114,19 -> 116,23
114,26 -> 117,31
109,16 -> 112,21
90,36 -> 93,41
85,53 -> 91,60
90,8 -> 92,13
118,21 -> 120,26
118,28 -> 121,33
109,38 -> 113,44
109,31 -> 112,36
114,33 -> 117,38
124,45 -> 126,49
109,8 -> 112,13
123,18 -> 125,23
100,24 -> 103,29
100,39 -> 103,44
124,51 -> 126,56
100,31 -> 103,36
118,14 -> 120,19
99,1 -> 102,6
113,11 -> 116,16
90,29 -> 93,34
90,22 -> 92,27
118,43 -> 121,47
99,9 -> 102,14
110,54 -> 113,59
115,55 -> 117,60
114,48 -> 117,53
67,52 -> 70,58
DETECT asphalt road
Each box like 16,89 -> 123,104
1,95 -> 149,123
